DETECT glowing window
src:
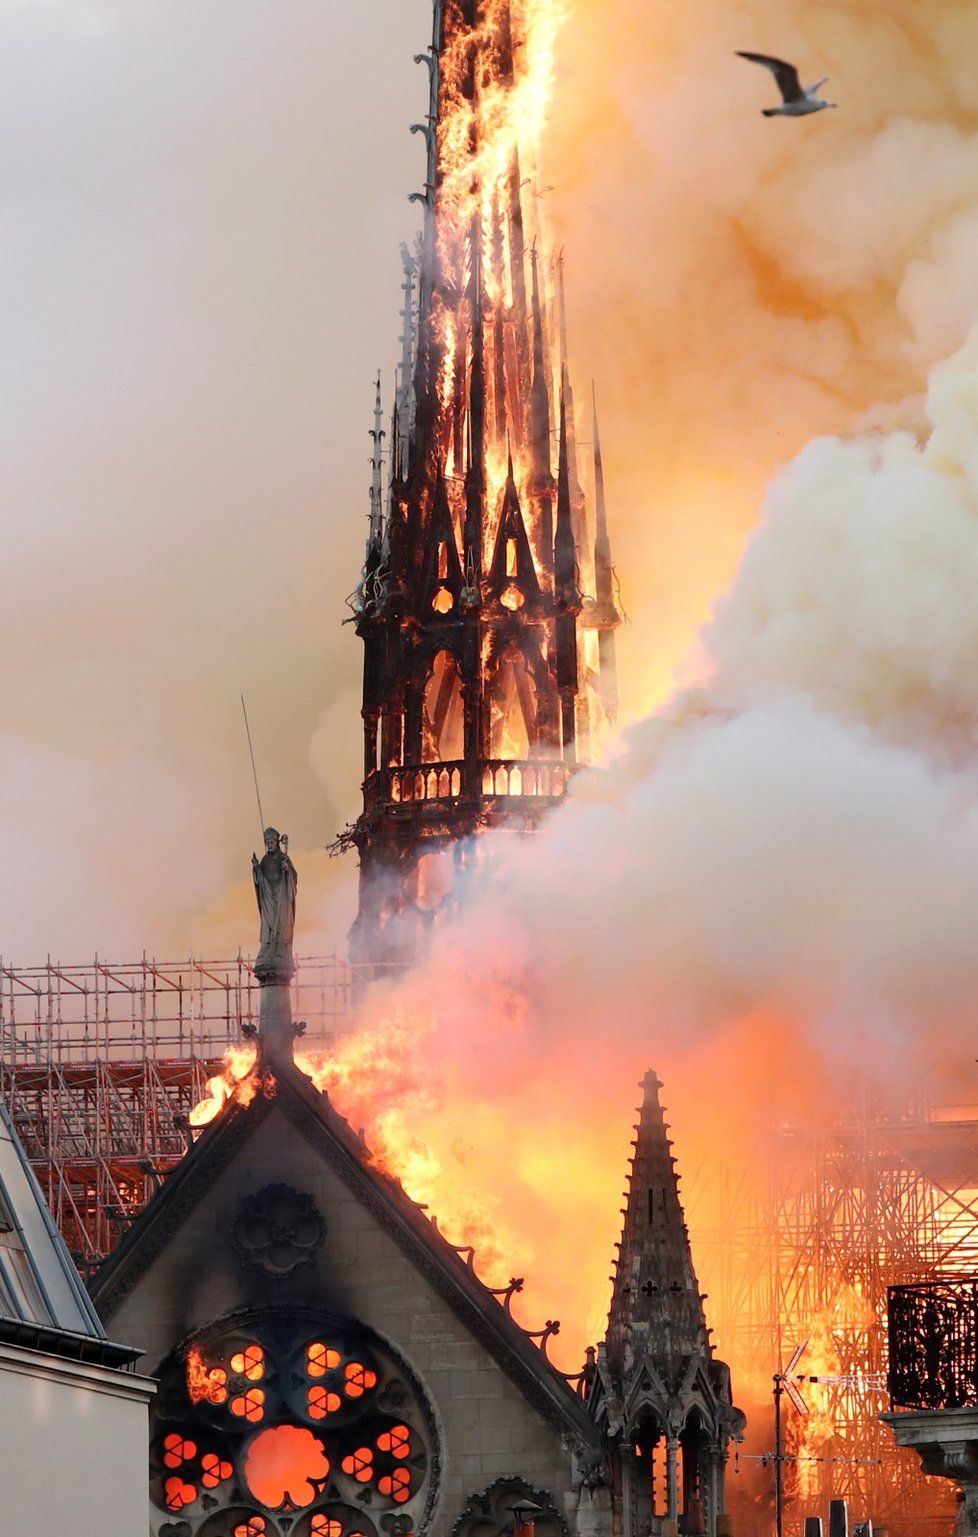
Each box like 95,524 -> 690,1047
231,1344 -> 265,1380
309,1385 -> 342,1419
152,1317 -> 432,1531
307,1343 -> 342,1378
230,1387 -> 266,1422
432,587 -> 454,613
500,583 -> 524,611
201,1453 -> 233,1489
378,1468 -> 412,1503
164,1477 -> 197,1512
342,1446 -> 374,1483
506,537 -> 518,577
438,541 -> 449,580
234,1519 -> 267,1537
244,1425 -> 329,1509
344,1362 -> 378,1398
422,650 -> 463,762
164,1434 -> 197,1468
311,1519 -> 344,1537
377,1425 -> 411,1459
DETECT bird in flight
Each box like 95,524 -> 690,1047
736,52 -> 836,116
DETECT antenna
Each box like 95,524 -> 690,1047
240,694 -> 265,841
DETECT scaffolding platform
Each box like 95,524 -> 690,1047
0,954 -> 358,1269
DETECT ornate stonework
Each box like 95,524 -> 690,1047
230,1183 -> 326,1278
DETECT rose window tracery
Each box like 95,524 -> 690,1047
151,1311 -> 434,1537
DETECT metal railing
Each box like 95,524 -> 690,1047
888,1279 -> 978,1409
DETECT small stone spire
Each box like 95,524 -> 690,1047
606,1071 -> 711,1385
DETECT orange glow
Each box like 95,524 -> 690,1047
243,1424 -> 329,1510
163,1433 -> 196,1469
307,1342 -> 341,1377
230,1386 -> 266,1422
308,1385 -> 342,1419
342,1447 -> 374,1483
377,1425 -> 411,1459
201,1453 -> 233,1489
378,1467 -> 412,1503
189,1044 -> 259,1127
186,1346 -> 229,1406
234,1517 -> 267,1537
164,1476 -> 197,1512
230,1343 -> 265,1380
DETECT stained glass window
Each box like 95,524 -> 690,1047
150,1311 -> 432,1537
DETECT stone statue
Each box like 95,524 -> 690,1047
252,827 -> 298,980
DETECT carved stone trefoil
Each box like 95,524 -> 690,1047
230,1183 -> 326,1278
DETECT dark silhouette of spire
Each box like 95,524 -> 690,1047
591,386 -> 620,723
554,388 -> 580,762
528,247 -> 553,509
606,1071 -> 711,1386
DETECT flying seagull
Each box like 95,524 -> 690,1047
736,52 -> 836,116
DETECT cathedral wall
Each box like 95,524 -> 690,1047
102,1104 -> 578,1535
0,1338 -> 154,1537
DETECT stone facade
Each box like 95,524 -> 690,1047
92,1062 -> 596,1537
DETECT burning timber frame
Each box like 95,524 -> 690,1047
0,954 -> 360,1269
688,1098 -> 978,1537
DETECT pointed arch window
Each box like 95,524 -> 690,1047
422,651 -> 464,763
489,648 -> 538,760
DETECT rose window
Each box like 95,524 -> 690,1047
151,1311 -> 434,1537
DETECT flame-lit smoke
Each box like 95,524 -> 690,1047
197,317 -> 978,1413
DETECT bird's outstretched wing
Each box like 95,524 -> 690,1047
736,51 -> 803,103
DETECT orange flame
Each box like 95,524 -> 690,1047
186,1345 -> 229,1406
189,1045 -> 259,1127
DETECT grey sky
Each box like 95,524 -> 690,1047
1,0 -> 432,957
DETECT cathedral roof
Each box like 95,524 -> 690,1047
90,1053 -> 599,1447
0,1097 -> 137,1364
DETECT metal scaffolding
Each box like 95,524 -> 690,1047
689,1099 -> 978,1537
0,954 -> 358,1270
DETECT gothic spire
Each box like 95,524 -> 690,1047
368,373 -> 386,551
557,256 -> 587,545
592,386 -> 620,722
606,1072 -> 711,1388
528,246 -> 553,494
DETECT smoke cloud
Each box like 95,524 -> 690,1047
337,326 -> 978,1374
9,0 -> 978,1437
0,0 -> 431,959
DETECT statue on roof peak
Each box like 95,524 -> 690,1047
252,827 -> 297,983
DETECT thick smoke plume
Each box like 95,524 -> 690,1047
331,328 -> 978,1379
9,0 -> 978,1425
296,0 -> 978,1377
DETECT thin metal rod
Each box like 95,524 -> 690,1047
240,694 -> 265,839
774,1373 -> 784,1537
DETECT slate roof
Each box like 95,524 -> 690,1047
0,1097 -> 138,1365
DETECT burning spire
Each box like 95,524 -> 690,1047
342,0 -> 623,969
